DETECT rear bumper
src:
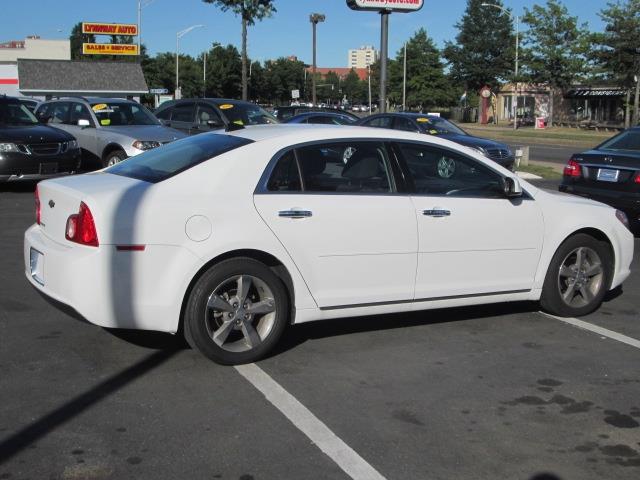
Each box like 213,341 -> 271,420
24,224 -> 202,333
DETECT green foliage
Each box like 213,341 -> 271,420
69,22 -> 94,60
261,57 -> 306,104
590,0 -> 640,86
342,69 -> 366,104
443,0 -> 515,92
204,44 -> 242,98
388,29 -> 455,109
202,0 -> 275,24
520,0 -> 590,89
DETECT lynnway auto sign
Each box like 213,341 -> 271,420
346,0 -> 424,12
82,22 -> 138,35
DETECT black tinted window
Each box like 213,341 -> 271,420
267,151 -> 301,191
296,142 -> 393,193
197,104 -> 223,127
394,117 -> 419,132
599,130 -> 640,151
362,116 -> 392,128
49,102 -> 70,124
68,103 -> 92,125
171,103 -> 196,123
107,134 -> 253,183
397,143 -> 503,198
155,107 -> 171,120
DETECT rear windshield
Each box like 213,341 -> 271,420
106,133 -> 253,183
598,130 -> 640,151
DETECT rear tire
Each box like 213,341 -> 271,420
103,150 -> 126,168
540,233 -> 612,317
183,258 -> 289,365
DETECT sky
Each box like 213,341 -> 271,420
4,0 -> 607,66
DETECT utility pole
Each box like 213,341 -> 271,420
176,24 -> 204,99
379,10 -> 389,113
137,0 -> 156,61
368,64 -> 372,113
402,42 -> 407,111
310,13 -> 325,106
203,51 -> 207,98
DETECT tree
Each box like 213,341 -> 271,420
443,0 -> 515,94
70,22 -> 95,60
342,69 -> 364,104
203,0 -> 276,100
388,29 -> 455,110
591,0 -> 640,126
521,0 -> 590,125
263,57 -> 306,104
204,44 -> 242,98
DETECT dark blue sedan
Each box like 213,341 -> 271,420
357,113 -> 515,170
560,127 -> 640,232
284,112 -> 357,125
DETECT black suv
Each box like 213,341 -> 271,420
154,98 -> 278,135
0,96 -> 80,182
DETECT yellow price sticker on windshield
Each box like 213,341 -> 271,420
429,129 -> 438,134
92,103 -> 108,112
100,119 -> 111,126
219,104 -> 234,110
416,117 -> 430,123
233,120 -> 244,126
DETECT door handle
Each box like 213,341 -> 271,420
423,208 -> 451,217
278,209 -> 312,219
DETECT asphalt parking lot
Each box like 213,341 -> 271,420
1,179 -> 639,480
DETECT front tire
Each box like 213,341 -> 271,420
540,233 -> 612,317
183,258 -> 289,365
103,150 -> 126,168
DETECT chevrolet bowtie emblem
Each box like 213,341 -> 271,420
48,199 -> 55,208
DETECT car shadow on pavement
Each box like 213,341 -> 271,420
0,349 -> 178,464
105,327 -> 190,350
270,301 -> 541,358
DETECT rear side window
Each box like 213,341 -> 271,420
171,103 -> 196,123
107,134 -> 253,183
267,151 -> 301,191
362,116 -> 392,129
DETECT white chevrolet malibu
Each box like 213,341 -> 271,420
25,125 -> 634,364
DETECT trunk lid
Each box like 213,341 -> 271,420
37,172 -> 153,245
572,150 -> 640,193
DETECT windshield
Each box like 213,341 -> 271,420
416,117 -> 467,136
90,102 -> 159,127
214,102 -> 278,126
598,130 -> 640,151
0,102 -> 39,126
107,133 -> 253,183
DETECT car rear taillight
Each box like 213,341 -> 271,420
563,159 -> 582,178
65,202 -> 99,247
35,185 -> 41,225
634,172 -> 640,184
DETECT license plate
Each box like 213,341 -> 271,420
30,248 -> 44,286
597,168 -> 619,182
39,163 -> 58,175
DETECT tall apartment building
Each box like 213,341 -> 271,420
348,46 -> 379,69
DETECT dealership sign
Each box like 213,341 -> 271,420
82,22 -> 138,35
346,0 -> 424,12
82,43 -> 139,55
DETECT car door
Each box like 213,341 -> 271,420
394,141 -> 544,300
66,102 -> 98,158
254,140 -> 418,308
193,102 -> 225,134
168,102 -> 196,134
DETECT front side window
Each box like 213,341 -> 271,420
197,104 -> 223,127
394,117 -> 419,132
68,103 -> 93,126
49,102 -> 70,124
296,142 -> 393,193
90,102 -> 159,126
397,143 -> 503,198
215,101 -> 278,126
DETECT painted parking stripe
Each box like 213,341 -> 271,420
540,312 -> 640,350
235,363 -> 386,480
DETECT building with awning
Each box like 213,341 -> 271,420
16,59 -> 148,100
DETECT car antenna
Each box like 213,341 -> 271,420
225,122 -> 245,132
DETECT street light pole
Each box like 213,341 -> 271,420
137,0 -> 156,60
379,10 -> 389,113
402,42 -> 407,111
310,13 -> 325,106
175,24 -> 205,99
368,64 -> 372,113
481,3 -> 519,130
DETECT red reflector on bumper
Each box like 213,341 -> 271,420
116,245 -> 146,251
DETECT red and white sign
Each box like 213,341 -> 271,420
82,22 -> 138,36
346,0 -> 424,12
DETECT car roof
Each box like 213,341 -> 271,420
43,97 -> 135,104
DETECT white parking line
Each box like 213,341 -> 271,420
235,363 -> 386,480
540,312 -> 640,350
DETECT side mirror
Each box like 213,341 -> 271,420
502,176 -> 523,198
78,119 -> 91,128
37,114 -> 51,124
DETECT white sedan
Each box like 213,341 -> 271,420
24,125 -> 634,364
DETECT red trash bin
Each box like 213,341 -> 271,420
535,117 -> 546,129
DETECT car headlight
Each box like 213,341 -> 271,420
0,143 -> 20,153
67,140 -> 79,150
132,140 -> 161,150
